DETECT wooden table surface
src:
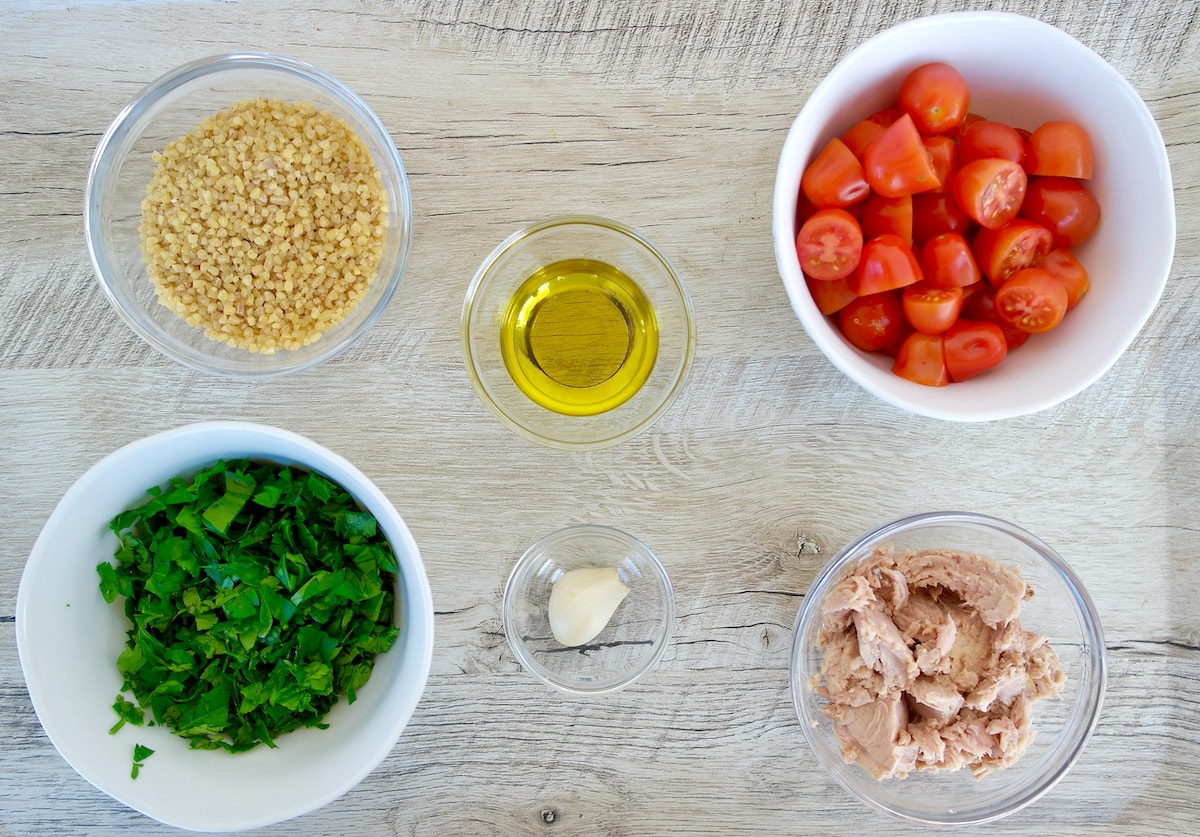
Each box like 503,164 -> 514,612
2,1 -> 1197,834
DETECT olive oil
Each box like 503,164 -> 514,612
500,259 -> 659,416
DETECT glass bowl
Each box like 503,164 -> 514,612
84,53 -> 413,378
790,511 -> 1106,825
462,216 -> 696,450
503,525 -> 675,695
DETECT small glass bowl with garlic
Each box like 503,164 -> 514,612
502,525 -> 675,695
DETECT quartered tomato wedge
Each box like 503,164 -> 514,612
1025,120 -> 1094,179
943,319 -> 1008,381
952,158 -> 1027,229
893,332 -> 950,386
995,267 -> 1069,333
849,233 -> 923,295
806,274 -> 858,315
842,119 -> 886,159
795,208 -> 864,281
860,193 -> 913,244
801,137 -> 870,208
921,232 -> 982,288
861,113 -> 942,197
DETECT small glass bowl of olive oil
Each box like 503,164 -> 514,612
463,216 -> 695,449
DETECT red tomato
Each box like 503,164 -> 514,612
1019,176 -> 1101,249
848,233 -> 924,295
867,107 -> 903,127
912,192 -> 973,246
951,158 -> 1027,229
949,112 -> 986,139
838,291 -> 907,353
956,120 -> 1026,166
922,135 -> 957,193
893,332 -> 949,386
1041,248 -> 1090,309
961,283 -> 1031,350
943,319 -> 1008,381
795,208 -> 864,281
921,232 -> 981,288
861,113 -> 942,198
860,193 -> 913,244
842,119 -> 886,160
801,137 -> 870,209
806,274 -> 858,315
995,267 -> 1069,333
1025,121 -> 1094,179
972,219 -> 1054,284
902,282 -> 964,334
896,62 -> 971,135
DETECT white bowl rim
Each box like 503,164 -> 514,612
771,11 -> 1177,421
15,420 -> 435,831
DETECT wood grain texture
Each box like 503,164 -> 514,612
1,0 -> 1198,834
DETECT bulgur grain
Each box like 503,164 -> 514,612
139,97 -> 387,354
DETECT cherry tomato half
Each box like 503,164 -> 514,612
838,291 -> 907,353
862,113 -> 942,198
902,282 -> 964,334
848,233 -> 924,296
897,62 -> 971,136
921,232 -> 982,288
893,332 -> 949,386
995,267 -> 1069,333
972,219 -> 1054,285
1025,121 -> 1094,179
801,137 -> 870,209
961,283 -> 1032,350
1019,176 -> 1101,249
1041,248 -> 1090,309
952,158 -> 1027,229
795,208 -> 864,281
957,120 -> 1026,167
944,319 -> 1008,381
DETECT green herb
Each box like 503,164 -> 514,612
98,459 -> 398,754
131,743 -> 155,779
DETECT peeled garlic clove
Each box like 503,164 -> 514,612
547,566 -> 631,647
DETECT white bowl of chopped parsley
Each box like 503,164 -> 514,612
15,421 -> 434,831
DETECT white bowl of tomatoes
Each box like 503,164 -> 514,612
773,11 -> 1175,421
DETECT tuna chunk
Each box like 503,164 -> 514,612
815,547 -> 1064,781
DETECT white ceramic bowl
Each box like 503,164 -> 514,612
16,421 -> 434,832
772,12 -> 1175,421
85,53 -> 413,378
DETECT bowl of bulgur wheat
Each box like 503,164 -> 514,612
84,53 -> 412,377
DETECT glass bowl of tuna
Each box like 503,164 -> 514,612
789,511 -> 1106,825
